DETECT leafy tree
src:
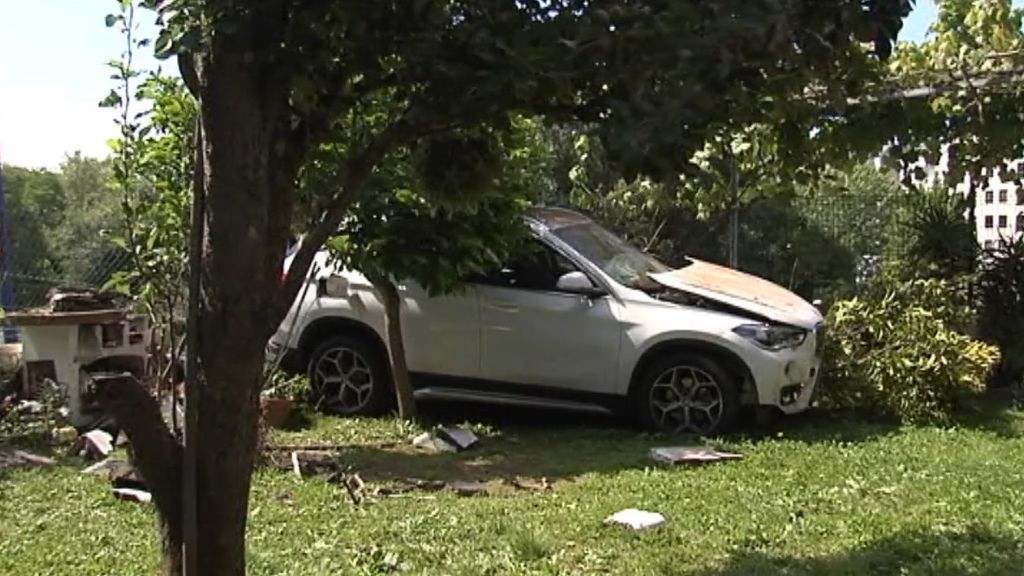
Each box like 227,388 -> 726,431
101,7 -> 197,570
319,119 -> 543,420
102,1 -> 913,573
819,0 -> 1024,211
52,154 -> 123,287
0,165 -> 64,305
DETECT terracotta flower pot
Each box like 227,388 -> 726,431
261,397 -> 294,429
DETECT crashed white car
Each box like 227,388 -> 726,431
269,207 -> 824,434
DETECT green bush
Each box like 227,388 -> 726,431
977,238 -> 1024,387
264,372 -> 311,402
821,278 -> 999,423
903,189 -> 977,280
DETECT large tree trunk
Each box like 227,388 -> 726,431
188,48 -> 295,575
373,277 -> 417,420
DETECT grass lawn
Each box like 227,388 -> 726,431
2,397 -> 1024,575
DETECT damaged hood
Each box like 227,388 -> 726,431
649,259 -> 823,329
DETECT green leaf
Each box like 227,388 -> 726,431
99,89 -> 123,109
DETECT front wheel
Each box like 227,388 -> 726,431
634,352 -> 739,435
307,335 -> 392,416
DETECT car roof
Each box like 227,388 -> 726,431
526,206 -> 593,230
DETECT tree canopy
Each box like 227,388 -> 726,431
108,1 -> 917,574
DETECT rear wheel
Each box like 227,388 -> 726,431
634,352 -> 739,435
307,334 -> 392,416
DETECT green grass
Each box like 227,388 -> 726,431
3,398 -> 1024,575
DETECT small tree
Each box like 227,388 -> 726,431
316,120 -> 542,420
105,2 -> 196,421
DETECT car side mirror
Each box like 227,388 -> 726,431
556,271 -> 605,297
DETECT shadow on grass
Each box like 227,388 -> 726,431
276,385 -> 1024,487
952,389 -> 1024,438
681,527 -> 1024,576
278,401 -> 891,486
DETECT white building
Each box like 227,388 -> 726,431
901,153 -> 1024,249
974,170 -> 1024,249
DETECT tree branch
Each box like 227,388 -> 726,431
274,116 -> 419,317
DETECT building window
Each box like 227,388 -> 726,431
999,189 -> 1008,203
985,190 -> 994,203
985,215 -> 994,228
984,240 -> 995,250
1018,213 -> 1024,232
999,215 -> 1008,228
1018,191 -> 1024,205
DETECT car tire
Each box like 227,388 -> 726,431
634,352 -> 739,435
306,334 -> 392,416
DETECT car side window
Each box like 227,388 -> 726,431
478,240 -> 580,292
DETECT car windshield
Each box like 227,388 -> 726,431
552,221 -> 673,288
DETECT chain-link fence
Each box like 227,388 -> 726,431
590,190 -> 920,306
1,241 -> 131,311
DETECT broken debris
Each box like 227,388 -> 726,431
81,429 -> 114,459
327,471 -> 366,506
289,450 -> 341,478
412,432 -> 457,453
412,428 -> 479,453
82,458 -> 134,480
436,428 -> 479,451
649,446 -> 743,466
448,481 -> 487,497
604,509 -> 666,530
401,477 -> 447,492
506,476 -> 551,491
0,449 -> 57,469
112,487 -> 152,504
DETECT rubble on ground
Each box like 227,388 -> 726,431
112,487 -> 152,504
412,427 -> 479,453
288,450 -> 342,478
448,480 -> 487,497
81,458 -> 134,480
649,446 -> 743,465
604,509 -> 666,530
0,449 -> 57,469
80,429 -> 114,459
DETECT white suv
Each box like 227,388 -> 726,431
269,207 -> 824,434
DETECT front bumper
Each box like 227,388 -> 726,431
739,332 -> 821,415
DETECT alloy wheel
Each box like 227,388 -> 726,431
648,365 -> 725,434
311,346 -> 375,413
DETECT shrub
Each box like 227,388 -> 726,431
976,238 -> 1024,388
821,278 -> 999,423
902,189 -> 977,280
264,372 -> 310,402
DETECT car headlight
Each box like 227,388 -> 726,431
733,323 -> 807,351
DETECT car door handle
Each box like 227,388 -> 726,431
484,300 -> 519,312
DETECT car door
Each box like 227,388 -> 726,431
475,238 -> 622,394
397,280 -> 481,380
